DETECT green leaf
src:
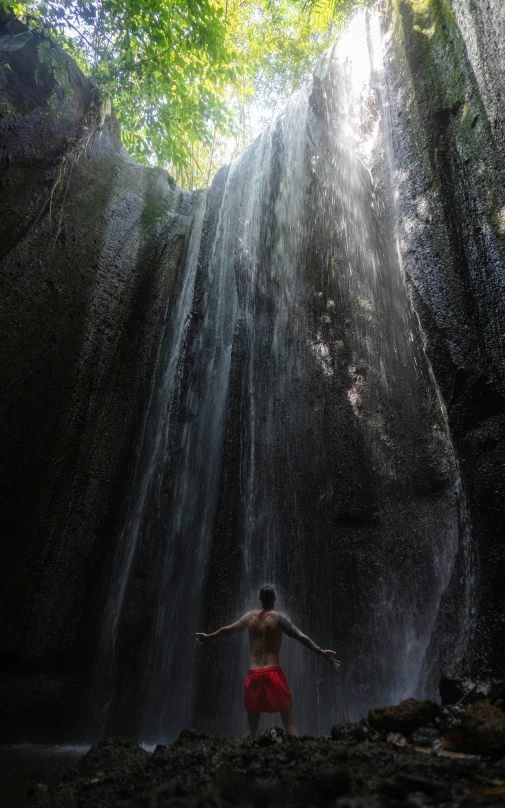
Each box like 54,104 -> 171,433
9,0 -> 362,186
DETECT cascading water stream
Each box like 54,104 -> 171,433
140,163 -> 241,740
93,10 -> 473,743
92,187 -> 207,735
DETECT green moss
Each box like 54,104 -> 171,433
140,198 -> 169,231
388,0 -> 505,245
61,156 -> 120,231
140,173 -> 176,233
392,0 -> 468,116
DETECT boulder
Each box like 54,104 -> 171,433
386,732 -> 407,746
439,703 -> 467,733
368,699 -> 440,735
440,675 -> 493,705
464,701 -> 505,754
78,737 -> 150,777
411,726 -> 441,748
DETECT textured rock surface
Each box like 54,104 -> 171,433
1,0 -> 505,743
0,11 -> 197,740
25,732 -> 505,808
368,699 -> 440,735
439,675 -> 504,706
385,0 -> 505,680
451,0 -> 505,166
79,11 -> 466,742
465,701 -> 505,754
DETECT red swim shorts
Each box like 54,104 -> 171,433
244,666 -> 292,713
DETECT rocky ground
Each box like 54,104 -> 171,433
26,681 -> 505,808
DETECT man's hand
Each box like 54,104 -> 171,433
196,633 -> 210,645
319,649 -> 341,669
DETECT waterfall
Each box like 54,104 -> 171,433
92,187 -> 206,735
94,10 -> 473,742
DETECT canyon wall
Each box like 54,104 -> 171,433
0,10 -> 198,739
0,0 -> 504,741
385,0 -> 505,679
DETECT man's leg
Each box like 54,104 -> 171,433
280,706 -> 299,736
243,711 -> 260,739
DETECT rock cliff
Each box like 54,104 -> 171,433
0,0 -> 504,741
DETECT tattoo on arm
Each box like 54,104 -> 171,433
278,613 -> 321,654
277,613 -> 303,640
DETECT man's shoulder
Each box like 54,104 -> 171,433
276,612 -> 294,628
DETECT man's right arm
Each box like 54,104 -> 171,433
196,612 -> 251,644
277,613 -> 340,669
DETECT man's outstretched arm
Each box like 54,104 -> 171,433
196,613 -> 250,644
277,614 -> 341,669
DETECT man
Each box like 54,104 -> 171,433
196,584 -> 340,738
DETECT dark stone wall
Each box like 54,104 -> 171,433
452,0 -> 505,167
1,0 -> 505,742
193,50 -> 462,737
0,12 -> 196,740
385,0 -> 505,677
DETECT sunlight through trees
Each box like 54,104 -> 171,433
2,0 -> 369,186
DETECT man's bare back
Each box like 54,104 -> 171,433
196,585 -> 340,737
247,609 -> 283,669
224,609 -> 340,671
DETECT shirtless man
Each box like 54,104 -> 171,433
196,584 -> 340,738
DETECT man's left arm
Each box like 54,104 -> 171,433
196,613 -> 250,644
277,613 -> 340,669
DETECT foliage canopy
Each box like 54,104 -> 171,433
4,0 -> 369,187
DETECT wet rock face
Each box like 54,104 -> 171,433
451,0 -> 505,166
439,675 -> 505,706
385,0 -> 505,679
1,0 -> 505,743
0,12 -> 196,740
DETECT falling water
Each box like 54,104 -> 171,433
92,187 -> 207,734
95,10 -> 473,742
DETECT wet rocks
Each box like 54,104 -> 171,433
78,736 -> 150,777
331,721 -> 373,742
439,704 -> 467,733
385,732 -> 408,746
368,699 -> 440,735
464,701 -> 505,754
439,675 -> 495,706
437,675 -> 505,755
25,731 -> 505,808
253,726 -> 286,745
410,727 -> 441,748
363,684 -> 505,758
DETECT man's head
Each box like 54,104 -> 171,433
259,584 -> 276,609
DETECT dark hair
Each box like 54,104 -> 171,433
259,585 -> 276,607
